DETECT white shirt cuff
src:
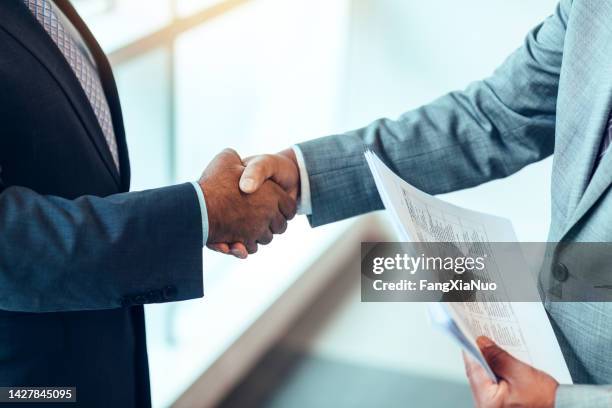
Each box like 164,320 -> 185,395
292,145 -> 312,215
190,181 -> 209,245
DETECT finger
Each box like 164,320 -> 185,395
277,189 -> 297,220
240,155 -> 275,193
207,243 -> 230,254
241,155 -> 256,166
477,336 -> 523,380
463,351 -> 494,389
245,241 -> 258,254
257,229 -> 274,245
463,352 -> 497,408
270,214 -> 288,234
229,242 -> 248,259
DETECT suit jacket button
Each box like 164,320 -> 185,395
553,263 -> 569,282
162,286 -> 177,301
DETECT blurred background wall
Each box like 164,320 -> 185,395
74,0 -> 558,406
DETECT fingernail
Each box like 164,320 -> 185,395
231,248 -> 246,259
240,178 -> 255,192
476,336 -> 494,348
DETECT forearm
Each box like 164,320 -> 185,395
297,0 -> 570,227
0,183 -> 203,312
298,86 -> 556,225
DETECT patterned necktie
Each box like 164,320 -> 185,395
23,0 -> 120,171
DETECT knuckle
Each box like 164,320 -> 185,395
261,154 -> 276,171
222,147 -> 238,156
249,158 -> 265,170
250,155 -> 268,168
483,347 -> 506,369
277,221 -> 288,234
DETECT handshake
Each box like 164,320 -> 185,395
198,148 -> 300,259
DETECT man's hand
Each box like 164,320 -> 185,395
208,148 -> 300,258
199,149 -> 296,257
239,148 -> 300,199
464,336 -> 558,408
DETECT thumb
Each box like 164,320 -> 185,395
477,336 -> 524,380
239,156 -> 275,193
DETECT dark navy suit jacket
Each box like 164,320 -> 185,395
0,1 -> 204,406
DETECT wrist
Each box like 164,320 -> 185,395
190,181 -> 209,245
198,180 -> 218,244
279,148 -> 300,198
279,147 -> 297,165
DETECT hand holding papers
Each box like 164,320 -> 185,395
363,150 -> 572,384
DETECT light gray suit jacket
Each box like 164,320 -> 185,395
297,0 -> 612,406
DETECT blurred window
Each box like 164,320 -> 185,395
63,1 -> 558,406
175,0 -> 226,17
71,1 -> 351,406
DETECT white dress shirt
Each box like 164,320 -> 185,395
292,145 -> 313,215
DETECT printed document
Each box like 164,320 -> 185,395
364,150 -> 572,384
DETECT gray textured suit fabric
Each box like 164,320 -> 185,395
297,1 -> 612,406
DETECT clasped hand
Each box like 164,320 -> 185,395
199,148 -> 300,258
203,149 -> 563,408
464,336 -> 558,408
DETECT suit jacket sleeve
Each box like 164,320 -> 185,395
556,385 -> 612,407
0,182 -> 204,312
296,0 -> 571,227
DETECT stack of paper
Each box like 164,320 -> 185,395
364,150 -> 572,384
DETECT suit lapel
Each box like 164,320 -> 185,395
54,0 -> 131,191
0,0 -> 122,188
558,3 -> 612,236
568,145 -> 612,231
562,82 -> 612,234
